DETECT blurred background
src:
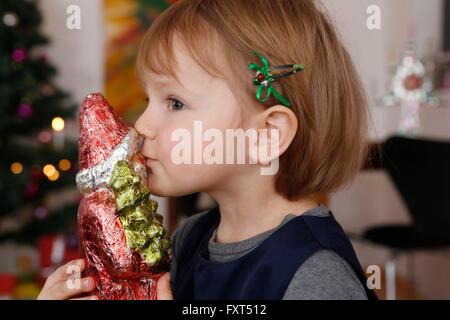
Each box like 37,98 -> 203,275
0,0 -> 449,300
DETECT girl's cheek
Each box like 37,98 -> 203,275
159,125 -> 187,165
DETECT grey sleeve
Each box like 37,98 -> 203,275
282,250 -> 368,300
169,211 -> 208,290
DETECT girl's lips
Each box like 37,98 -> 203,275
146,158 -> 157,166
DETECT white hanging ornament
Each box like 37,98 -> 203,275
383,43 -> 438,136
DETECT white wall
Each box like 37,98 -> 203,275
39,0 -> 104,102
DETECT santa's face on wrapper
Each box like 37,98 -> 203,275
135,34 -> 257,197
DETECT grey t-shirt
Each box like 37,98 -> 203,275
169,204 -> 368,300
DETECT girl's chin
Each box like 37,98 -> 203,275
147,181 -> 188,198
146,175 -> 167,197
148,187 -> 172,198
146,175 -> 156,189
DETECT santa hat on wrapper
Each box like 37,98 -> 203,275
76,93 -> 144,194
78,93 -> 129,171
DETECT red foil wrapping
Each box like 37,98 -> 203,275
76,93 -> 170,300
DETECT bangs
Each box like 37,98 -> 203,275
136,1 -> 226,89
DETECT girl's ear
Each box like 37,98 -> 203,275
249,105 -> 298,165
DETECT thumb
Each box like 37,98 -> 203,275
157,272 -> 173,300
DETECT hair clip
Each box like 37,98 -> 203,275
248,51 -> 304,108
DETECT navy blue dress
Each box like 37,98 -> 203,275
172,206 -> 378,300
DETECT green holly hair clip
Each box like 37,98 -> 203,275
248,51 -> 304,108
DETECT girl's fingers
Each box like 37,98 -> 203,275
70,295 -> 99,300
157,272 -> 173,300
45,259 -> 85,287
48,276 -> 95,300
39,276 -> 95,300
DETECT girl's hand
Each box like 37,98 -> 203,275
37,259 -> 98,300
157,272 -> 173,300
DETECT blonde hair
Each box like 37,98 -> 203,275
136,0 -> 369,200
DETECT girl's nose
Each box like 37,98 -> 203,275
135,107 -> 157,140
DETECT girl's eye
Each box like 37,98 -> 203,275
168,98 -> 185,111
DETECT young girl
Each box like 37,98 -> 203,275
38,0 -> 376,300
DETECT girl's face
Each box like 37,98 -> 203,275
135,36 -> 253,197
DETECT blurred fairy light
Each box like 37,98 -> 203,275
10,162 -> 23,174
3,12 -> 19,27
51,117 -> 65,131
59,159 -> 71,171
52,117 -> 65,151
48,170 -> 60,181
43,164 -> 56,177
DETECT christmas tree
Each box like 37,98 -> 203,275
0,0 -> 78,244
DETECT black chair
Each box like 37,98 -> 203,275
363,136 -> 450,299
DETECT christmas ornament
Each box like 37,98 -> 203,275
383,43 -> 438,135
34,206 -> 48,219
249,51 -> 304,107
24,182 -> 39,199
38,130 -> 52,143
12,49 -> 26,62
17,103 -> 33,118
76,93 -> 171,300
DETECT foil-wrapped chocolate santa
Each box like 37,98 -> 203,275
76,93 -> 171,300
